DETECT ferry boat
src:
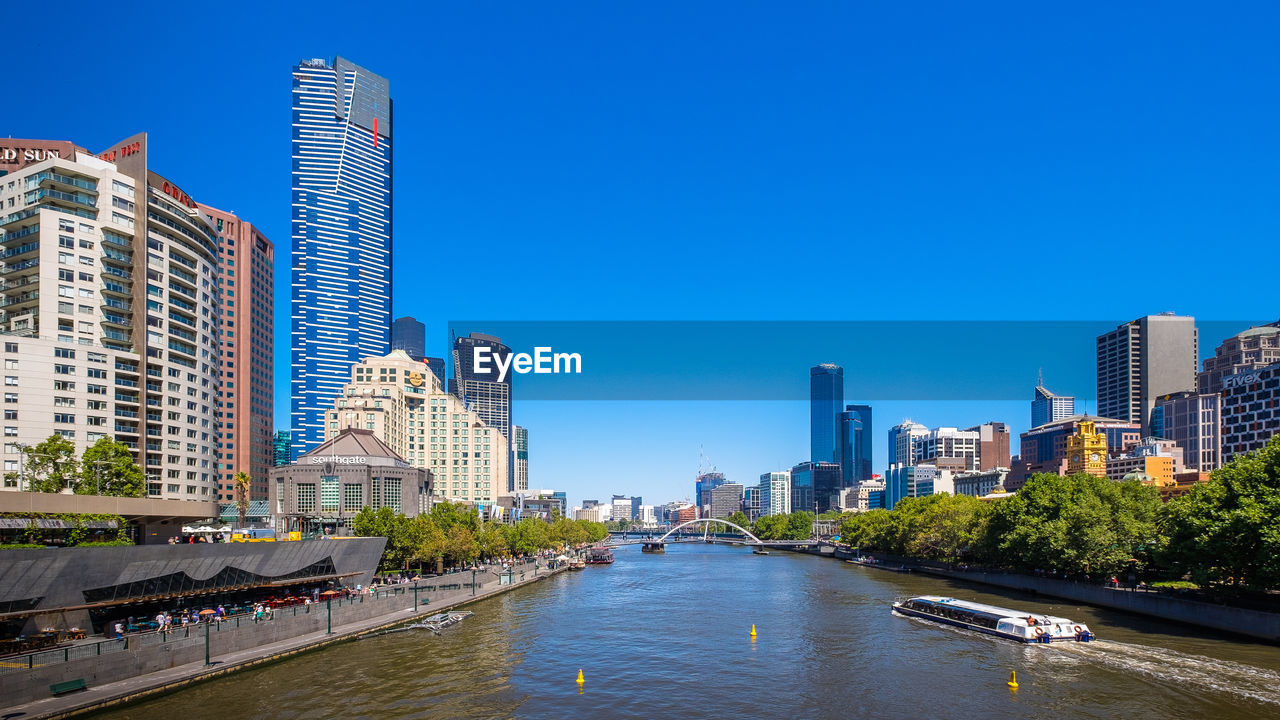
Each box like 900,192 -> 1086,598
585,547 -> 615,565
892,596 -> 1095,643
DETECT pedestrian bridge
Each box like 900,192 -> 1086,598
607,519 -> 822,548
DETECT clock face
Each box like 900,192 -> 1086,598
1090,453 -> 1099,462
1073,454 -> 1081,463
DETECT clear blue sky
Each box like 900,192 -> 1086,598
8,1 -> 1280,507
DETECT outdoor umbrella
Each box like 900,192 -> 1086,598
198,609 -> 216,615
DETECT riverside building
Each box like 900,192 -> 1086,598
200,205 -> 273,501
1096,313 -> 1198,437
1218,362 -> 1280,462
324,350 -> 507,507
759,471 -> 791,516
0,135 -> 223,500
290,56 -> 393,458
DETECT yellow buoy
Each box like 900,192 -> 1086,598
750,624 -> 757,639
576,669 -> 585,685
1007,670 -> 1019,689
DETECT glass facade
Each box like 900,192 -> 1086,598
810,364 -> 843,465
290,57 -> 393,457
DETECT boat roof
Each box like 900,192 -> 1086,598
909,596 -> 1076,624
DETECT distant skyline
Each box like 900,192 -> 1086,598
7,1 -> 1280,507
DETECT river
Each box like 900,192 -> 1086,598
90,543 -> 1280,719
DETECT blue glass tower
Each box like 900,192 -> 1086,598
290,56 -> 393,456
840,403 -> 873,485
810,364 -> 844,465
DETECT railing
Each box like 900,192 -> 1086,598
2,225 -> 40,244
0,241 -> 40,259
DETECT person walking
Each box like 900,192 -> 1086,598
114,621 -> 124,640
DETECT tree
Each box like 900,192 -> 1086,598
1161,434 -> 1280,590
77,437 -> 145,497
725,511 -> 751,533
477,521 -> 510,560
786,511 -> 815,540
445,524 -> 478,568
985,473 -> 1162,577
407,514 -> 447,574
19,435 -> 78,493
232,471 -> 252,526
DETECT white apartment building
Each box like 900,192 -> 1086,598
0,137 -> 223,500
325,350 -> 508,506
915,427 -> 980,472
759,471 -> 791,516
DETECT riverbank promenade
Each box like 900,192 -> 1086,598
1,559 -> 565,719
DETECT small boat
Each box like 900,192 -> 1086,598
569,559 -> 586,570
753,548 -> 770,555
585,547 -> 615,565
892,596 -> 1095,643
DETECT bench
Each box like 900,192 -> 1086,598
50,678 -> 87,696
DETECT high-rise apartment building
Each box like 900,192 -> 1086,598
511,425 -> 528,493
324,350 -> 507,507
1096,314 -> 1198,436
200,204 -> 274,501
810,364 -> 843,466
290,56 -> 393,458
759,471 -> 791,516
1031,385 -> 1075,428
391,316 -> 425,360
965,422 -> 1010,471
840,403 -> 872,484
0,136 -> 223,500
452,333 -> 512,488
707,483 -> 744,518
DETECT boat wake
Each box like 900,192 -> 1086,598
1053,640 -> 1280,707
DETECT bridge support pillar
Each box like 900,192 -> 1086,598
641,542 -> 665,554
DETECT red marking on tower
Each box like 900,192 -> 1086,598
373,118 -> 378,148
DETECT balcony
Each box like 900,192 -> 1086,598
102,312 -> 131,328
0,241 -> 39,260
114,423 -> 139,434
31,188 -> 98,209
114,392 -> 139,404
31,170 -> 98,193
115,377 -> 139,388
0,290 -> 39,309
114,408 -> 139,418
102,265 -> 132,281
102,230 -> 131,248
102,297 -> 132,313
2,224 -> 39,245
102,281 -> 131,298
103,247 -> 133,266
114,362 -> 139,374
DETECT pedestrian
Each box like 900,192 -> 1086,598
114,621 -> 124,640
155,611 -> 165,631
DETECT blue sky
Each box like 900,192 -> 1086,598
8,1 -> 1280,506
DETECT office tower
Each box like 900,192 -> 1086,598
914,427 -> 981,472
790,461 -> 842,514
1096,313 -> 1198,436
759,471 -> 791,516
272,430 -> 292,467
0,135 -> 222,500
325,350 -> 507,507
1031,385 -> 1075,428
810,364 -> 843,465
630,495 -> 643,520
887,420 -> 929,466
610,495 -> 632,521
511,425 -> 528,493
200,204 -> 274,501
1155,391 -> 1220,471
290,56 -> 393,457
391,316 -> 425,360
841,404 -> 873,485
424,356 -> 446,389
1219,363 -> 1280,462
965,422 -> 1010,471
707,483 -> 744,518
1197,322 -> 1280,393
884,464 -> 914,510
452,333 -> 512,486
743,486 -> 762,521
695,471 -> 726,509
1066,420 -> 1108,477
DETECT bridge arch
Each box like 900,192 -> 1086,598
658,518 -> 762,545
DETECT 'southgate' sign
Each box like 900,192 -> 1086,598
309,456 -> 367,465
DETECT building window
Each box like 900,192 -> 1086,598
297,483 -> 316,513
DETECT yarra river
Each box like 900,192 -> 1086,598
92,544 -> 1280,720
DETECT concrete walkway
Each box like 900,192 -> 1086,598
5,565 -> 567,720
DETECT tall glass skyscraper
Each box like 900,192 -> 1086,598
810,364 -> 844,465
391,316 -> 425,360
290,56 -> 393,456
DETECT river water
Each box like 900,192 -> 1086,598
91,543 -> 1280,720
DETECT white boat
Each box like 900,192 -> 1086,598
892,595 -> 1095,643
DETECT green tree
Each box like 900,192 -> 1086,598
407,514 -> 447,574
445,524 -> 478,568
19,435 -> 78,493
985,473 -> 1162,577
77,437 -> 145,497
785,511 -> 815,540
725,511 -> 751,533
511,517 -> 551,555
578,519 -> 609,543
477,521 -> 510,560
752,513 -> 789,540
838,509 -> 896,551
1161,434 -> 1280,590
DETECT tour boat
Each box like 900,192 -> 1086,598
892,596 -> 1095,643
569,559 -> 586,570
585,547 -> 615,565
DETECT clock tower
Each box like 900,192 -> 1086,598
1067,420 -> 1109,477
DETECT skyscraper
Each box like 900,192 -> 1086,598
887,420 -> 929,467
512,425 -> 529,493
695,471 -> 726,510
0,135 -> 223,500
810,364 -> 844,465
424,356 -> 446,389
453,333 -> 513,488
840,403 -> 873,484
290,56 -> 393,457
391,316 -> 425,360
1031,385 -> 1075,428
200,204 -> 274,501
1096,313 -> 1198,437
272,431 -> 292,467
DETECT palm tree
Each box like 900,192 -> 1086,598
233,471 -> 252,527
